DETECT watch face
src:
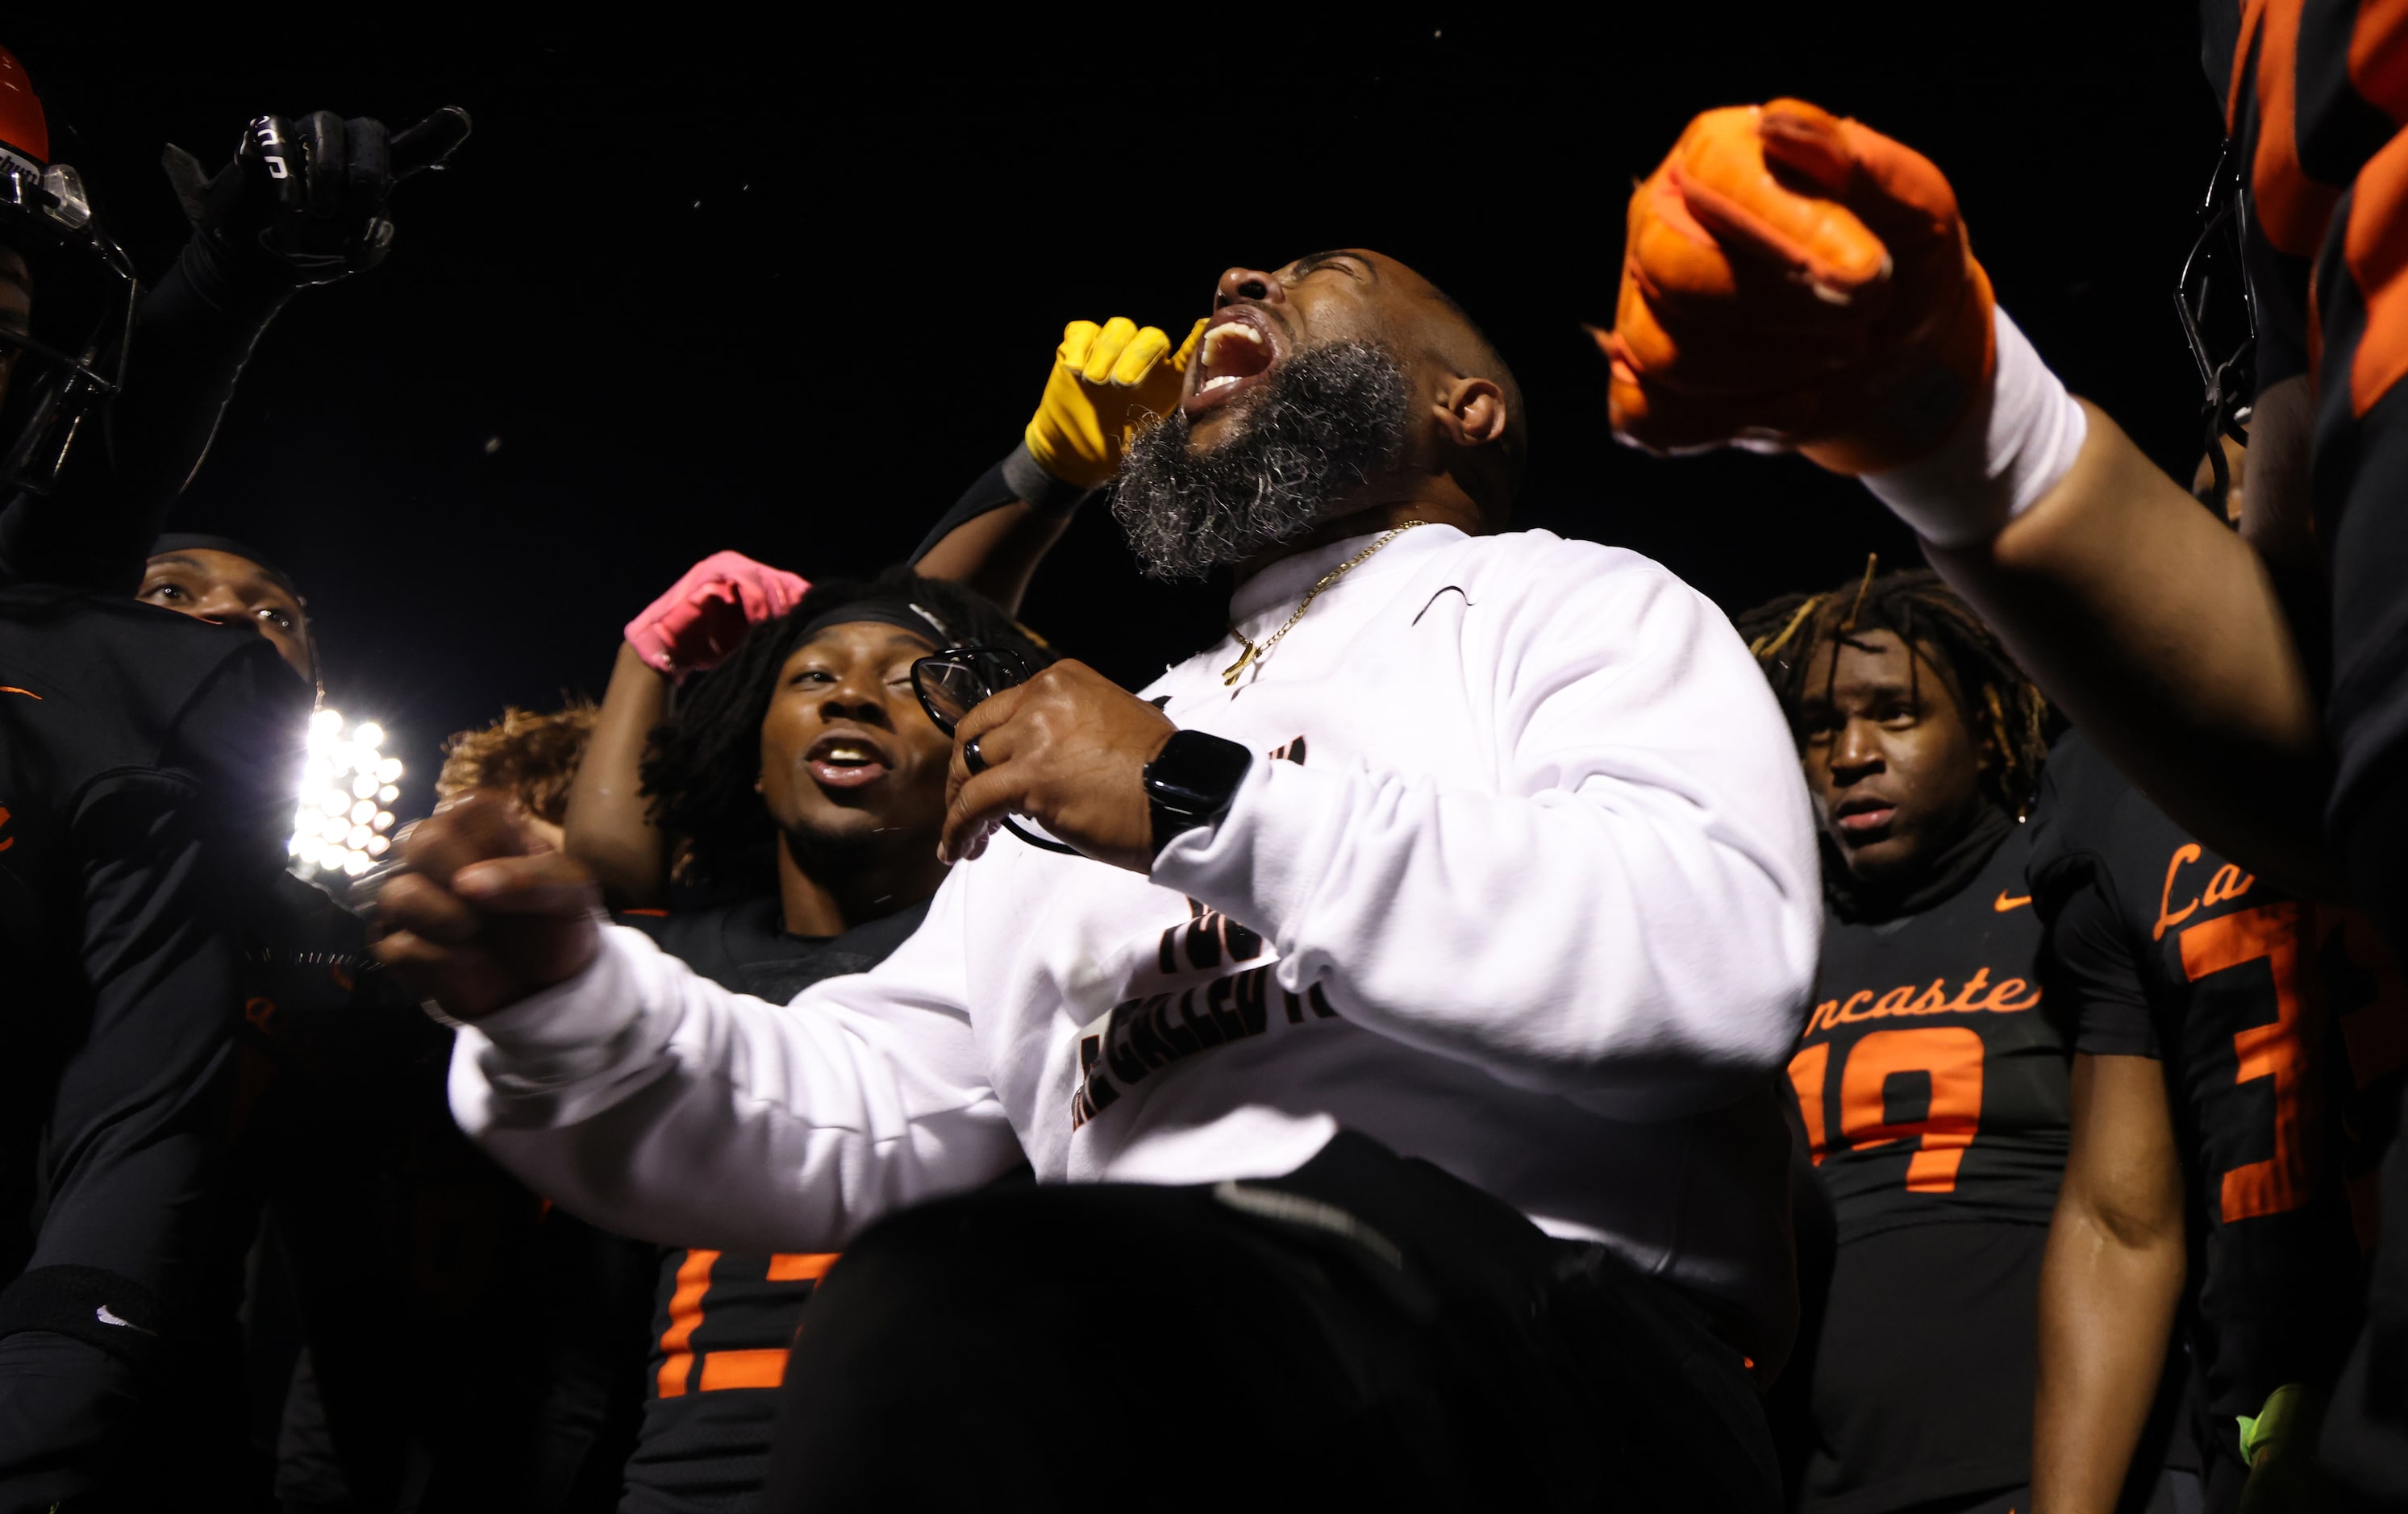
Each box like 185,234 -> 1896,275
1146,730 -> 1253,817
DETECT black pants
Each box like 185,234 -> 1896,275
764,1133 -> 1779,1513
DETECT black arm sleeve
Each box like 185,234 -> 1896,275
0,236 -> 290,593
907,443 -> 1094,567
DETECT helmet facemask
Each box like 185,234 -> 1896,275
0,140 -> 134,495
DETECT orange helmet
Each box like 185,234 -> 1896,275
0,44 -> 47,168
0,42 -> 133,494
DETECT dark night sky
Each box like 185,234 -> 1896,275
12,11 -> 2220,821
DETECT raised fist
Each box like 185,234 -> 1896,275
370,792 -> 603,1021
1024,316 -> 1207,489
1603,98 -> 1993,475
623,550 -> 811,679
162,106 -> 471,289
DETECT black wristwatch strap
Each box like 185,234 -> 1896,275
1143,730 -> 1253,858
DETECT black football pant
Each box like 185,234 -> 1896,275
763,1131 -> 1779,1513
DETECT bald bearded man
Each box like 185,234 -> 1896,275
374,251 -> 1820,1513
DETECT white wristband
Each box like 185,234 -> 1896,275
1861,307 -> 2089,548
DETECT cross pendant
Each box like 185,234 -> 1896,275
1220,644 -> 1256,686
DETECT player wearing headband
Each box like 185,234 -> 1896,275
378,249 -> 1819,1512
551,320 -> 1166,1509
564,310 -> 1175,914
136,532 -> 314,680
567,335 -> 1133,1506
587,571 -> 1044,1513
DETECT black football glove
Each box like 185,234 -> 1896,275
160,106 -> 470,290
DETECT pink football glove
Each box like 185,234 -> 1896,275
624,550 -> 810,677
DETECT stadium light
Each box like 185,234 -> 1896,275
289,707 -> 402,880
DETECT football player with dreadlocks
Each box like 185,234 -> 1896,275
551,320 -> 1167,1511
1735,566 -> 2203,1514
558,567 -> 1043,1514
563,312 -> 1189,913
1605,61 -> 2408,1500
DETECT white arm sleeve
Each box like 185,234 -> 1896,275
1860,307 -> 2087,547
1152,555 -> 1821,1120
446,882 -> 1019,1252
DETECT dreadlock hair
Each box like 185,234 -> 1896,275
1733,562 -> 2053,818
436,701 -> 600,823
640,566 -> 1054,898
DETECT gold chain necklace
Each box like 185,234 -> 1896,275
1221,521 -> 1428,687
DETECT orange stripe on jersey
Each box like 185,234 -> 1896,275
2229,0 -> 2266,130
698,1347 -> 790,1392
2351,0 -> 2408,123
2252,0 -> 2348,258
656,1248 -> 719,1400
764,1252 -> 839,1283
2345,129 -> 2408,414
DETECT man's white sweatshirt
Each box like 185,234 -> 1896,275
449,525 -> 1823,1352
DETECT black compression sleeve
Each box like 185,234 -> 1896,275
907,443 -> 1094,567
0,1267 -> 165,1368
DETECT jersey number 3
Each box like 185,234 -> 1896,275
2178,903 -> 2315,1222
1787,1027 -> 1986,1192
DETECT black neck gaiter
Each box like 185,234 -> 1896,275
1823,802 -> 2017,925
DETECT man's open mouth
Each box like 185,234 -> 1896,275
1183,306 -> 1281,416
806,730 -> 894,789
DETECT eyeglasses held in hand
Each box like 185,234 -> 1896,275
910,646 -> 1082,856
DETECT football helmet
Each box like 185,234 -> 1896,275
0,44 -> 135,494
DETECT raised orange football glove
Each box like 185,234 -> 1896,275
1603,99 -> 1995,476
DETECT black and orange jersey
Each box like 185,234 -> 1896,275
2211,0 -> 2408,830
2027,731 -> 2407,1462
0,586 -> 302,1505
0,587 -> 300,1293
616,896 -> 930,1514
1789,822 -> 2067,1239
1784,818 -> 2085,1512
2210,0 -> 2408,398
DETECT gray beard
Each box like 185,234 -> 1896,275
1110,339 -> 1411,580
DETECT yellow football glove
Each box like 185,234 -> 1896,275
1023,316 -> 1207,489
2238,1384 -> 2329,1514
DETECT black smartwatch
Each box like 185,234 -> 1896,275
1142,730 -> 1253,858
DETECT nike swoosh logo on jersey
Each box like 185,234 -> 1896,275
1994,891 -> 2031,913
94,1304 -> 154,1334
